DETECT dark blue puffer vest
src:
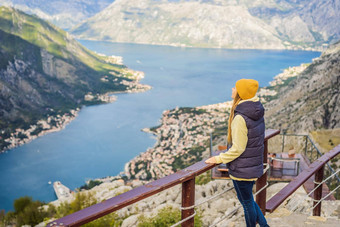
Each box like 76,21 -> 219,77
227,101 -> 265,179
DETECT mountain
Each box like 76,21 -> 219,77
0,0 -> 114,30
263,40 -> 340,133
71,0 -> 340,50
249,0 -> 340,48
0,6 -> 146,151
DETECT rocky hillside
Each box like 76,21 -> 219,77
262,40 -> 340,133
0,6 -> 148,151
0,0 -> 114,29
71,0 -> 340,50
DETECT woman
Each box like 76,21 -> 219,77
205,79 -> 269,227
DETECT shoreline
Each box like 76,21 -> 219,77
79,38 -> 325,52
124,102 -> 232,181
2,109 -> 80,153
0,83 -> 152,154
0,51 -> 152,154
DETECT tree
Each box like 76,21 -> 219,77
12,196 -> 47,226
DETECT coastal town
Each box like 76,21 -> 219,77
2,109 -> 79,152
124,102 -> 232,180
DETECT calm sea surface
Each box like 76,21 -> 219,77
0,41 -> 320,211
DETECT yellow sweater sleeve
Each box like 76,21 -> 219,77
214,115 -> 248,164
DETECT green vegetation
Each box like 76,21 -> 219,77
310,129 -> 340,153
0,191 -> 125,226
51,191 -> 126,226
149,125 -> 161,132
54,192 -> 124,227
173,143 -> 208,171
259,75 -> 299,102
84,213 -> 124,227
195,171 -> 212,185
138,206 -> 202,227
0,196 -> 52,226
79,180 -> 103,191
1,192 -> 204,226
0,6 -> 125,74
55,192 -> 97,218
310,129 -> 340,199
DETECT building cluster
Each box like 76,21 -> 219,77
3,109 -> 79,152
120,79 -> 152,93
124,102 -> 232,181
269,64 -> 308,86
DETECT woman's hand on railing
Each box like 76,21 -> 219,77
205,157 -> 217,164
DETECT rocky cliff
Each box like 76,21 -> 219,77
0,0 -> 113,29
263,41 -> 340,133
71,0 -> 340,50
0,6 -> 147,151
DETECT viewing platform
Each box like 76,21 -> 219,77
212,152 -> 335,201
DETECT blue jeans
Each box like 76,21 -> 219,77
232,180 -> 269,227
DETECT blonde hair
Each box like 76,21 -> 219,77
227,93 -> 242,144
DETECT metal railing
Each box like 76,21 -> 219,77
266,144 -> 340,216
280,133 -> 340,199
48,130 -> 340,226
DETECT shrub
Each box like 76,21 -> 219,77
79,180 -> 102,190
195,171 -> 212,185
138,206 -> 202,227
56,191 -> 97,218
10,196 -> 47,226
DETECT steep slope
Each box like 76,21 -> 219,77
71,0 -> 285,49
0,6 -> 146,151
249,0 -> 340,48
263,41 -> 340,133
71,0 -> 339,50
0,0 -> 114,29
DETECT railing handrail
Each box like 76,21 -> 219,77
280,133 -> 340,184
280,133 -> 323,156
266,144 -> 340,213
48,129 -> 280,226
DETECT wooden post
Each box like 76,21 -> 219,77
181,178 -> 195,227
313,165 -> 324,216
256,140 -> 268,215
304,136 -> 308,156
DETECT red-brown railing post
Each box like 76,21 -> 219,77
181,178 -> 195,227
313,165 -> 324,216
256,140 -> 268,215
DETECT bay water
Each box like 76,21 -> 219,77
0,41 -> 320,211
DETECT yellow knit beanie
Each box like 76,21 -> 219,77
235,79 -> 259,100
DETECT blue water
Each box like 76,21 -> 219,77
0,41 -> 320,211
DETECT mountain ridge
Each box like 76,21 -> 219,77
0,0 -> 114,29
71,0 -> 340,50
